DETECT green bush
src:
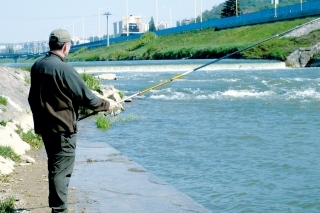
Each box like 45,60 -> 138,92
108,50 -> 131,61
0,146 -> 20,162
0,96 -> 8,106
0,196 -> 15,213
21,130 -> 43,149
0,120 -> 7,127
15,125 -> 43,149
78,106 -> 93,115
96,114 -> 112,130
127,32 -> 157,51
80,72 -> 102,94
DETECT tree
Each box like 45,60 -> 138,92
149,17 -> 156,32
6,45 -> 14,53
221,0 -> 242,18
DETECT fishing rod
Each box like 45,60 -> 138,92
78,17 -> 320,122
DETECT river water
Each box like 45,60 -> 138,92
16,59 -> 320,212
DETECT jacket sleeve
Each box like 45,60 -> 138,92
63,66 -> 110,112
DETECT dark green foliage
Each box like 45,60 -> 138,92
0,196 -> 15,213
221,0 -> 242,18
127,32 -> 157,51
149,17 -> 156,32
0,120 -> 7,127
80,72 -> 102,94
0,96 -> 8,106
108,50 -> 131,61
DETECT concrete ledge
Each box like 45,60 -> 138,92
69,143 -> 211,213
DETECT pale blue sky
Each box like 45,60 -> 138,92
0,0 -> 226,44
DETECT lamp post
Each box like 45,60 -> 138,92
126,0 -> 129,36
156,0 -> 158,30
99,7 -> 108,40
200,0 -> 202,22
72,20 -> 81,41
162,6 -> 172,28
236,0 -> 238,16
103,12 -> 111,46
89,31 -> 95,42
82,16 -> 85,42
194,0 -> 197,23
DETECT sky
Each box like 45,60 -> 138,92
0,0 -> 226,44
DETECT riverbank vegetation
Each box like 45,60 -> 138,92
65,17 -> 320,62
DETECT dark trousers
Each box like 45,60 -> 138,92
42,132 -> 77,213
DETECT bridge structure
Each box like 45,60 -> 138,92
0,53 -> 45,63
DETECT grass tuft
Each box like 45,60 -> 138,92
15,125 -> 43,149
96,114 -> 112,130
80,72 -> 103,94
0,146 -> 20,162
112,114 -> 142,124
0,174 -> 11,183
0,196 -> 15,213
0,120 -> 7,127
0,96 -> 8,106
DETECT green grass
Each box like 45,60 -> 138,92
96,113 -> 142,130
96,114 -> 112,130
0,120 -> 7,127
0,196 -> 15,213
80,72 -> 102,94
15,125 -> 43,149
66,17 -> 318,62
0,174 -> 10,183
0,96 -> 8,106
118,91 -> 125,99
24,75 -> 30,84
19,66 -> 31,72
0,146 -> 20,162
112,114 -> 142,124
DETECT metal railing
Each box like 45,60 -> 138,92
70,1 -> 320,52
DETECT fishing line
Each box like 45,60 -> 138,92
78,17 -> 320,121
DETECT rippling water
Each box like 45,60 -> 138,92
77,66 -> 320,213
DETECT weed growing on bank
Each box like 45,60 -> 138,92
0,146 -> 20,162
15,125 -> 43,149
0,96 -> 8,106
0,174 -> 10,183
0,196 -> 15,213
96,114 -> 112,130
80,72 -> 102,94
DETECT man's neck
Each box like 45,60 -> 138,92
51,50 -> 65,58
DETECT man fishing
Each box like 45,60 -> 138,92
28,28 -> 117,213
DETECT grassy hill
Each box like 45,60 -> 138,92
66,17 -> 320,62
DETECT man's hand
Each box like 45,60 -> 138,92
108,101 -> 118,111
